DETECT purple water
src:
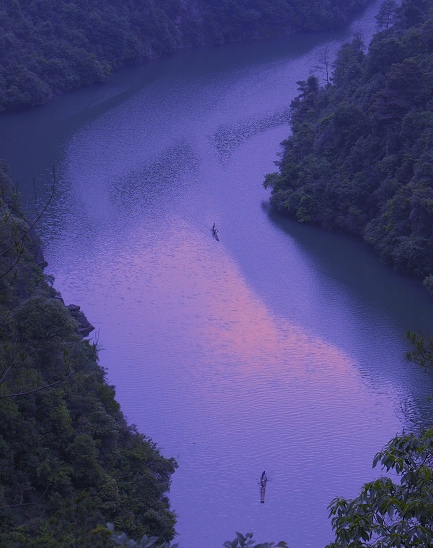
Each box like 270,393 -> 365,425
1,1 -> 431,546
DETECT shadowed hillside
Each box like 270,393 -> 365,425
0,0 -> 370,112
0,161 -> 177,546
264,0 -> 433,293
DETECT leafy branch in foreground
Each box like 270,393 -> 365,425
223,532 -> 289,548
97,522 -> 179,547
327,429 -> 433,547
99,525 -> 288,548
325,331 -> 433,547
406,331 -> 433,372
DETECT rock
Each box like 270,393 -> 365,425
78,324 -> 95,338
34,243 -> 48,269
67,304 -> 95,337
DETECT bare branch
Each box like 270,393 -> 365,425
0,349 -> 23,385
0,484 -> 50,511
0,166 -> 56,265
0,342 -> 97,399
0,247 -> 25,280
312,45 -> 332,85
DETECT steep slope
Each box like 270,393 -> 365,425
265,0 -> 433,292
0,161 -> 177,546
0,0 -> 370,112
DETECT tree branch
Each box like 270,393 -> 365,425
0,484 -> 50,511
0,343 -> 96,399
0,166 -> 56,269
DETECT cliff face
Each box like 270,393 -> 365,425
0,162 -> 177,546
0,0 -> 371,113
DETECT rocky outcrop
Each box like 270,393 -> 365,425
67,303 -> 95,338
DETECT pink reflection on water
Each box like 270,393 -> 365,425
62,214 -> 356,390
49,205 -> 399,548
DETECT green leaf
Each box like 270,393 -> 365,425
142,536 -> 159,547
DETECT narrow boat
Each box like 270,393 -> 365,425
260,471 -> 268,503
212,224 -> 219,241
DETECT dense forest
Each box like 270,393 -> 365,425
0,161 -> 177,546
0,0 -> 371,113
264,0 -> 433,294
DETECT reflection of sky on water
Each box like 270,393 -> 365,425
50,207 -> 402,547
15,0 -> 433,545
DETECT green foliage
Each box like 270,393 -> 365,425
99,521 -> 179,547
0,165 -> 42,298
375,0 -> 398,31
0,165 -> 177,546
423,275 -> 433,297
406,330 -> 433,372
223,532 -> 289,548
0,0 -> 371,113
325,331 -> 433,547
266,0 -> 433,289
99,526 -> 288,548
327,429 -> 433,547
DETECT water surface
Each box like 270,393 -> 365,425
1,2 -> 433,546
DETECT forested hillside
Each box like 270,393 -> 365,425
0,0 -> 370,112
0,161 -> 177,546
264,0 -> 433,293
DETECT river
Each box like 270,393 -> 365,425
1,2 -> 433,546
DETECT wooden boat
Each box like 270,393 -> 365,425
212,225 -> 219,241
260,473 -> 268,503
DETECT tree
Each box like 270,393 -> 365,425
406,331 -> 433,372
100,526 -> 288,548
0,162 -> 54,281
0,163 -> 92,401
327,429 -> 433,547
375,0 -> 398,31
313,45 -> 332,85
98,522 -> 179,547
265,2 -> 433,288
326,332 -> 433,547
0,163 -> 178,545
223,533 -> 288,548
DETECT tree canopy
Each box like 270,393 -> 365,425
0,162 -> 177,546
0,0 -> 370,113
264,0 -> 433,294
327,429 -> 433,547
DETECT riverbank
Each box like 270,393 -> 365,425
264,0 -> 433,296
0,0 -> 371,113
0,161 -> 177,546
